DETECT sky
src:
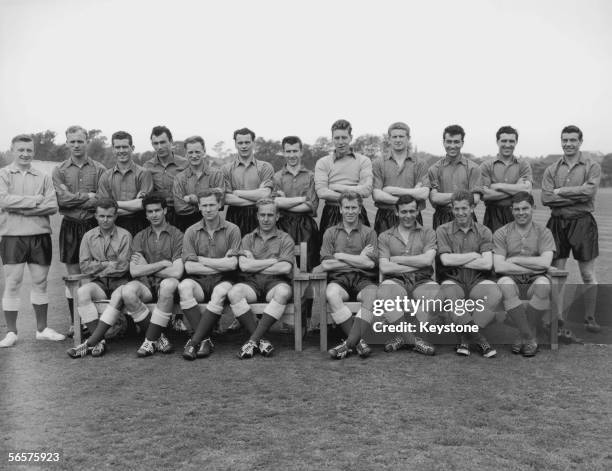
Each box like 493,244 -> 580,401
0,0 -> 610,157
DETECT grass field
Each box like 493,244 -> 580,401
0,162 -> 611,470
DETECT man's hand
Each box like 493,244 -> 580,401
275,190 -> 286,198
34,194 -> 44,205
242,250 -> 254,259
360,244 -> 374,257
136,191 -> 146,199
87,192 -> 96,199
130,253 -> 147,265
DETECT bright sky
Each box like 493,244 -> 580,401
0,0 -> 610,157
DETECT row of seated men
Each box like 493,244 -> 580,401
63,187 -> 554,360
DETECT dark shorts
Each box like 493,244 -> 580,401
175,211 -> 202,233
327,271 -> 377,300
433,206 -> 477,229
59,217 -> 97,264
547,213 -> 599,262
277,213 -> 321,271
483,205 -> 513,234
238,273 -> 290,302
93,276 -> 131,298
116,213 -> 149,237
226,206 -> 258,236
383,269 -> 433,296
440,267 -> 494,296
505,273 -> 549,299
374,207 -> 423,235
0,234 -> 52,265
319,203 -> 370,236
191,273 -> 234,299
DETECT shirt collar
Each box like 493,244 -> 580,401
147,222 -> 172,236
234,156 -> 256,167
280,164 -> 307,176
8,163 -> 40,175
442,154 -> 468,166
186,161 -> 210,177
112,161 -> 137,173
254,226 -> 280,240
451,219 -> 475,234
67,156 -> 94,168
197,215 -> 227,233
391,223 -> 423,240
494,154 -> 518,165
333,149 -> 356,161
335,221 -> 363,234
385,152 -> 415,164
559,152 -> 586,167
94,226 -> 119,238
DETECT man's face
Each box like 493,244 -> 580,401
151,132 -> 172,159
199,195 -> 221,221
332,129 -> 352,156
283,143 -> 302,167
511,200 -> 533,225
66,131 -> 88,159
11,140 -> 35,167
257,203 -> 278,232
339,198 -> 360,224
561,132 -> 582,158
389,129 -> 409,153
235,134 -> 254,159
145,203 -> 166,226
112,138 -> 133,164
451,199 -> 474,225
95,206 -> 117,231
497,133 -> 517,158
396,201 -> 419,229
186,142 -> 205,167
443,133 -> 464,158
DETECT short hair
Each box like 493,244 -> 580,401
339,190 -> 362,206
111,131 -> 133,146
142,191 -> 167,209
443,124 -> 465,140
11,134 -> 34,147
281,136 -> 303,150
496,126 -> 518,141
451,190 -> 475,206
95,198 -> 119,212
197,188 -> 224,203
561,125 -> 583,141
150,125 -> 173,142
395,195 -> 417,211
256,198 -> 277,213
387,122 -> 411,137
331,119 -> 352,135
65,125 -> 88,138
184,135 -> 206,149
233,128 -> 256,141
511,191 -> 534,207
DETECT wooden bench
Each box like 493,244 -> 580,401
64,242 -> 312,351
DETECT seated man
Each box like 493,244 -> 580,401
67,199 -> 132,358
437,190 -> 502,358
125,192 -> 184,357
318,191 -> 378,359
375,195 -> 438,355
179,189 -> 241,360
494,192 -> 555,357
227,199 -> 295,359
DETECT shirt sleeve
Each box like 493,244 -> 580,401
435,226 -> 453,254
209,168 -> 226,193
557,161 -> 601,198
258,162 -> 275,190
479,226 -> 494,252
79,233 -> 103,275
415,160 -> 429,187
96,170 -> 112,200
422,228 -> 437,252
226,225 -> 242,256
0,170 -> 38,209
365,227 -> 378,263
181,227 -> 199,263
277,234 -> 295,265
356,156 -> 373,197
518,159 -> 533,183
105,231 -> 132,277
372,158 -> 384,190
314,157 -> 330,194
320,227 -> 335,261
378,232 -> 390,259
137,168 -> 154,195
304,173 -> 319,216
539,227 -> 557,255
492,227 -> 508,256
131,231 -> 144,255
468,163 -> 483,195
170,228 -> 184,261
172,173 -> 191,215
222,163 -> 234,193
52,164 -> 90,209
480,161 -> 493,188
426,162 -> 440,191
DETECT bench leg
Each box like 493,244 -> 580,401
293,284 -> 304,352
309,279 -> 327,352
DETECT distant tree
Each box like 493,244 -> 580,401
211,141 -> 233,160
600,153 -> 612,187
311,137 -> 331,161
352,134 -> 384,159
32,130 -> 62,161
254,137 -> 283,170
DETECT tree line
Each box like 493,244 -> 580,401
2,130 -> 611,188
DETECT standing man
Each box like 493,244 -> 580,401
273,135 -> 320,270
227,199 -> 295,359
541,125 -> 601,332
67,199 -> 132,357
143,126 -> 187,228
179,189 -> 241,360
173,135 -> 225,233
97,131 -> 153,236
372,122 -> 429,234
222,128 -> 274,235
436,190 -> 502,358
495,192 -> 556,357
53,125 -> 106,336
319,191 -> 378,359
0,134 -> 61,347
314,119 -> 372,236
480,126 -> 532,233
427,125 -> 482,229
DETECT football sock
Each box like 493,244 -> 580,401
86,321 -> 112,346
191,309 -> 219,345
67,298 -> 75,323
250,313 -> 276,343
507,305 -> 534,340
237,310 -> 257,335
4,311 -> 18,333
145,324 -> 163,342
345,317 -> 369,348
182,306 -> 201,335
135,313 -> 151,335
338,318 -> 353,337
33,303 -> 48,332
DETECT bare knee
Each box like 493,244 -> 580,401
159,278 -> 179,299
227,285 -> 246,304
273,284 -> 292,304
178,280 -> 195,300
